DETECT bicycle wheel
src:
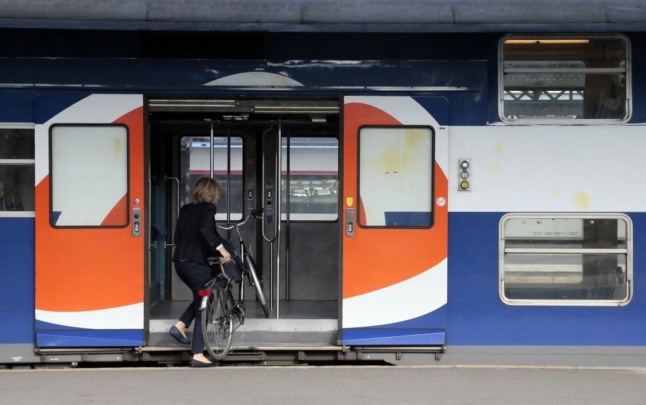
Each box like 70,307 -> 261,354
201,284 -> 233,361
245,253 -> 270,317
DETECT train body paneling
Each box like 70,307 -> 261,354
0,218 -> 34,344
445,124 -> 646,346
448,212 -> 646,347
1,24 -> 646,366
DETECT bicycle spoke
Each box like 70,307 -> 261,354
201,285 -> 234,361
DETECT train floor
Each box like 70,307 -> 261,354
148,299 -> 339,350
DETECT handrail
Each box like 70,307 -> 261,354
164,176 -> 180,248
259,125 -> 282,317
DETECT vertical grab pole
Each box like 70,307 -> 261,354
275,122 -> 282,318
164,176 -> 180,245
260,125 -> 281,318
209,121 -> 214,180
226,126 -> 232,224
261,130 -> 271,310
285,129 -> 291,301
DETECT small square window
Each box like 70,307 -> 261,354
0,126 -> 35,214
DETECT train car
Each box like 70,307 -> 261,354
1,0 -> 646,367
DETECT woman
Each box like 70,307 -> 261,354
170,177 -> 231,368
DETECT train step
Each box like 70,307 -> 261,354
148,318 -> 338,348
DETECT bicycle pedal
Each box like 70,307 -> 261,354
233,307 -> 245,325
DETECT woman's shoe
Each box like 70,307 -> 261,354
169,325 -> 191,345
191,359 -> 220,368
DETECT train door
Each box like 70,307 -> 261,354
149,98 -> 340,347
34,94 -> 145,347
341,96 -> 449,345
165,121 -> 340,313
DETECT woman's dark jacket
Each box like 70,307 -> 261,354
172,202 -> 226,264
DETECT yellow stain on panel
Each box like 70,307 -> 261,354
553,188 -> 561,199
364,129 -> 427,174
361,140 -> 398,173
575,192 -> 591,210
401,129 -> 428,172
112,136 -> 125,156
381,138 -> 401,173
486,141 -> 504,170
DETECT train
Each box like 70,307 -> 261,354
1,0 -> 646,367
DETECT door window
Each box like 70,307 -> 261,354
50,125 -> 129,227
281,137 -> 339,221
358,126 -> 434,228
180,136 -> 243,220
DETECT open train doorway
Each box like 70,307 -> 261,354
147,98 -> 341,349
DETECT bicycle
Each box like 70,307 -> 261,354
199,209 -> 269,360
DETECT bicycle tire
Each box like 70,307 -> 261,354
201,284 -> 233,361
245,253 -> 270,317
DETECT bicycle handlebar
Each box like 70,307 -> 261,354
217,208 -> 263,231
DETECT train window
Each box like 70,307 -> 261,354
281,137 -> 338,221
50,125 -> 129,227
358,126 -> 433,228
179,136 -> 243,221
500,35 -> 630,123
0,126 -> 34,213
499,214 -> 632,306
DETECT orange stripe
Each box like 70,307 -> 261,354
101,193 -> 128,226
36,105 -> 145,312
342,101 -> 448,299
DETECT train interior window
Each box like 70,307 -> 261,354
500,35 -> 630,122
358,126 -> 434,228
281,137 -> 338,221
179,136 -> 243,221
50,125 -> 129,227
0,127 -> 34,212
499,214 -> 632,305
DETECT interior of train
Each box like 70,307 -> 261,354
147,97 -> 342,348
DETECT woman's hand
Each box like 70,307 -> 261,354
219,248 -> 232,263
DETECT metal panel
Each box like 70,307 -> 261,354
1,1 -> 646,32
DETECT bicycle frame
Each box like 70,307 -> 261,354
218,210 -> 269,317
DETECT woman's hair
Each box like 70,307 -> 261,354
192,177 -> 221,204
